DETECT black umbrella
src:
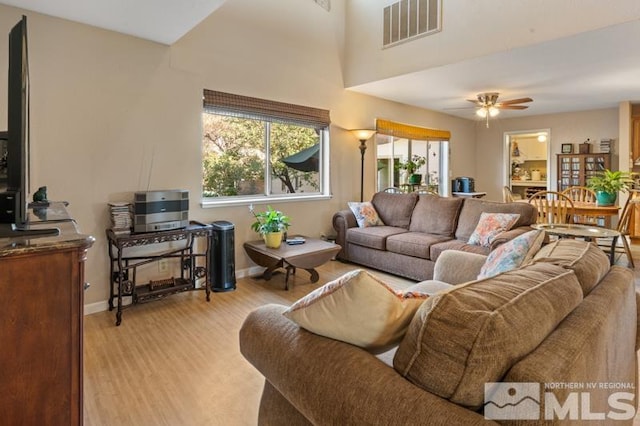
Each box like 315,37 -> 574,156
281,143 -> 319,172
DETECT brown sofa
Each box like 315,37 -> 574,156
240,240 -> 639,425
332,192 -> 538,281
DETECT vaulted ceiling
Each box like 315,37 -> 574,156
1,0 -> 639,121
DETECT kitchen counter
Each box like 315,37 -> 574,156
511,180 -> 547,186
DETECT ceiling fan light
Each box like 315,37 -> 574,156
488,106 -> 500,117
476,108 -> 488,118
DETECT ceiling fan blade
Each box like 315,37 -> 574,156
498,105 -> 529,110
444,106 -> 476,110
497,97 -> 533,106
466,99 -> 480,105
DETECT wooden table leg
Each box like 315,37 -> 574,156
307,268 -> 319,283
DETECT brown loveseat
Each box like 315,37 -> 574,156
240,240 -> 638,425
332,192 -> 538,281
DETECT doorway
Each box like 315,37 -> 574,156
503,129 -> 551,200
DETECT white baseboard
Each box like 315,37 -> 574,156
83,267 -> 259,315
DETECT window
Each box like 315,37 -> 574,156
375,119 -> 450,195
202,90 -> 331,205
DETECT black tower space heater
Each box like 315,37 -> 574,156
210,220 -> 236,292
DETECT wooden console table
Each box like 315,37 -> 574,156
106,222 -> 212,326
0,203 -> 94,426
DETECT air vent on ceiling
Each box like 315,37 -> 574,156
383,0 -> 441,48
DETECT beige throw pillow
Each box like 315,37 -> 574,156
283,269 -> 428,354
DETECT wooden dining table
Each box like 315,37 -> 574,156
568,201 -> 619,227
570,201 -> 620,218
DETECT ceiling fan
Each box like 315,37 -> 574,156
467,92 -> 533,127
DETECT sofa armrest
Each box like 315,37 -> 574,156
433,250 -> 487,284
240,304 -> 493,426
332,209 -> 357,259
489,225 -> 534,250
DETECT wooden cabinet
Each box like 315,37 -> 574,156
632,116 -> 640,166
518,138 -> 547,161
557,153 -> 611,192
0,205 -> 94,425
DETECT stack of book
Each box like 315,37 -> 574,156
599,139 -> 612,153
109,202 -> 132,235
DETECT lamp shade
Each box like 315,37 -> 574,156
351,129 -> 376,141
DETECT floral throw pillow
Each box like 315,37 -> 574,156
468,212 -> 520,247
282,269 -> 428,354
478,229 -> 546,279
348,201 -> 384,228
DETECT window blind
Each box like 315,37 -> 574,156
203,89 -> 330,128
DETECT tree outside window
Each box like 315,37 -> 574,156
201,90 -> 330,202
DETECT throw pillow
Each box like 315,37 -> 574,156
282,269 -> 428,354
468,212 -> 520,247
348,201 -> 384,228
477,229 -> 546,279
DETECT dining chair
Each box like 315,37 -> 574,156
561,186 -> 598,225
502,186 -> 524,202
382,187 -> 403,194
527,191 -> 575,224
596,193 -> 639,268
415,186 -> 438,195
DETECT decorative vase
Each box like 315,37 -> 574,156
264,231 -> 283,248
595,191 -> 616,206
408,174 -> 422,185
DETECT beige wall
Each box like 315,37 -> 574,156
344,0 -> 640,87
0,1 -> 475,308
474,108 -> 620,201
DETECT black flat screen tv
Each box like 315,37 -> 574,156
0,16 -> 57,237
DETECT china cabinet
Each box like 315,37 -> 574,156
557,153 -> 611,192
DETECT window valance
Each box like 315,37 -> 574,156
376,118 -> 450,141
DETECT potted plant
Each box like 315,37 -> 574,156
399,155 -> 427,185
587,169 -> 634,206
250,205 -> 291,248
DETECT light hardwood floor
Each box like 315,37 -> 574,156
83,260 -> 410,425
84,246 -> 640,426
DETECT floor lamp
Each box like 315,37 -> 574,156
350,129 -> 376,202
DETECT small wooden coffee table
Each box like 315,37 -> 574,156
243,236 -> 341,290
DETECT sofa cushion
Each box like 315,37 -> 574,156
386,232 -> 452,259
346,226 -> 407,250
467,212 -> 520,247
393,262 -> 583,409
283,269 -> 428,354
455,198 -> 537,242
429,239 -> 490,262
409,195 -> 463,236
347,201 -> 384,228
406,280 -> 453,295
371,192 -> 418,229
532,239 -> 610,295
478,229 -> 545,279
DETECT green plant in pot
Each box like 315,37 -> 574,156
250,205 -> 291,248
399,155 -> 426,185
587,169 -> 634,206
